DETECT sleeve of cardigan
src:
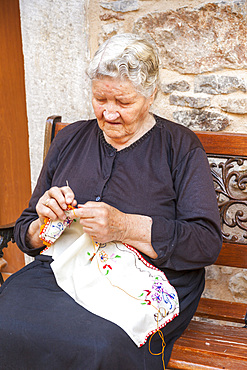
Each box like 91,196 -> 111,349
14,140 -> 61,257
150,147 -> 222,271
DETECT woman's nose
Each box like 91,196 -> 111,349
103,107 -> 120,121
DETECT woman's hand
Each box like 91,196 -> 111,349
73,201 -> 126,244
72,201 -> 157,259
27,186 -> 77,249
36,186 -> 77,223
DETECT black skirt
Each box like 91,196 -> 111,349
0,255 -> 203,370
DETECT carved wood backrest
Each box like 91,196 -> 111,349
196,132 -> 247,269
44,116 -> 247,269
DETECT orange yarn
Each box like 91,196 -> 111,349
67,204 -> 76,214
148,328 -> 166,369
39,217 -> 51,247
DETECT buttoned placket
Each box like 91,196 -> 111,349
94,149 -> 117,202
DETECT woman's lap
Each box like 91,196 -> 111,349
0,255 -> 198,370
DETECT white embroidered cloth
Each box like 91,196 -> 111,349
42,220 -> 179,347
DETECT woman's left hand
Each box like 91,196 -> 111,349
71,201 -> 157,259
73,202 -> 127,244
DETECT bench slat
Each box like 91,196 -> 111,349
196,298 -> 247,324
168,321 -> 247,369
195,131 -> 247,156
169,347 -> 247,370
214,242 -> 247,269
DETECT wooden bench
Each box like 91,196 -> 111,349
44,116 -> 247,369
168,132 -> 247,370
0,222 -> 15,284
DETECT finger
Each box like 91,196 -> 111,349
79,201 -> 106,208
77,202 -> 109,216
47,186 -> 75,210
60,186 -> 77,206
76,205 -> 94,218
76,206 -> 107,221
37,186 -> 73,221
69,207 -> 94,221
46,187 -> 67,210
71,199 -> 77,207
36,199 -> 61,221
45,197 -> 68,220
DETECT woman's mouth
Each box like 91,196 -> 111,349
105,120 -> 121,125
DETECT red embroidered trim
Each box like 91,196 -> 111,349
139,312 -> 179,347
123,242 -> 179,347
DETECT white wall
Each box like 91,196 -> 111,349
19,0 -> 93,189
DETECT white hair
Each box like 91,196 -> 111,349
87,33 -> 160,98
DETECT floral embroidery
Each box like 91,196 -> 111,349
103,264 -> 112,275
100,250 -> 121,275
139,276 -> 178,321
99,250 -> 108,262
87,244 -> 121,275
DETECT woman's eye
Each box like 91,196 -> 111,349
118,101 -> 130,106
95,98 -> 106,103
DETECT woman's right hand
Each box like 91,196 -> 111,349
36,185 -> 77,223
27,186 -> 77,249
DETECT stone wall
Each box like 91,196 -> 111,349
19,0 -> 93,190
88,0 -> 247,303
89,0 -> 247,134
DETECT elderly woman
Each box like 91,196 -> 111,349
0,33 -> 222,369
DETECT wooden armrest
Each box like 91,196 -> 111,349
0,222 -> 15,252
0,258 -> 7,270
0,222 -> 15,230
43,115 -> 62,160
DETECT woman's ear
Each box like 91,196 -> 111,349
149,88 -> 157,106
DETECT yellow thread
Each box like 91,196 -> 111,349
148,329 -> 166,370
90,237 -> 99,261
66,204 -> 76,218
148,308 -> 166,369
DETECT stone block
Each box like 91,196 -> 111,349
100,13 -> 125,21
99,22 -> 124,44
100,0 -> 139,13
161,80 -> 190,94
205,265 -> 220,280
195,75 -> 246,94
229,270 -> 247,299
133,1 -> 247,73
173,109 -> 230,131
221,266 -> 233,275
169,94 -> 211,108
220,98 -> 247,114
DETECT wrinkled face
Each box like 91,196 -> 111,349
92,77 -> 155,149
